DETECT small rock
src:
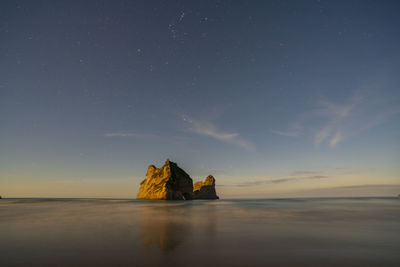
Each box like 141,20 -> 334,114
193,175 -> 219,200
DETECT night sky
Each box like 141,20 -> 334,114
1,0 -> 399,198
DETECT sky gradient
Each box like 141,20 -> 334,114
1,0 -> 399,198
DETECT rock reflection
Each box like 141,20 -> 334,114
139,204 -> 193,253
203,204 -> 217,237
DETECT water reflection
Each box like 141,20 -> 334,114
202,204 -> 217,237
139,203 -> 218,253
139,204 -> 193,253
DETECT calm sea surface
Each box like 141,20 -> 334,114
0,197 -> 399,266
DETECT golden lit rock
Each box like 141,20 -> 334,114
137,160 -> 219,200
137,160 -> 194,200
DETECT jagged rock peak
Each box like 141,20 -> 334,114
204,175 -> 216,186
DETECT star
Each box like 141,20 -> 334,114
179,12 -> 185,22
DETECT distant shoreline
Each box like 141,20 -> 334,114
1,196 -> 398,200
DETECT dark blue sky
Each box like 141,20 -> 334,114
1,0 -> 399,197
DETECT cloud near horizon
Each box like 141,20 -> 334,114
291,170 -> 320,175
294,184 -> 400,197
222,175 -> 329,187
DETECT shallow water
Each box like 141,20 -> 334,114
0,198 -> 399,266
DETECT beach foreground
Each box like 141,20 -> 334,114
1,197 -> 399,266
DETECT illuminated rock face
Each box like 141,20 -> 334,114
193,175 -> 219,200
137,160 -> 194,200
137,160 -> 219,200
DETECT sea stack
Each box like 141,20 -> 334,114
137,160 -> 193,200
137,160 -> 219,200
193,175 -> 219,199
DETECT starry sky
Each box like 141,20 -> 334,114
1,0 -> 400,198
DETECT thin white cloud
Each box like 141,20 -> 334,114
295,184 -> 400,197
270,130 -> 299,137
223,175 -> 329,187
104,132 -> 134,137
291,170 -> 319,175
312,95 -> 361,146
182,116 -> 255,151
329,130 -> 342,147
104,132 -> 158,138
313,89 -> 400,147
275,86 -> 400,147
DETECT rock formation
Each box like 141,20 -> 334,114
137,160 -> 219,200
193,175 -> 219,200
137,160 -> 194,200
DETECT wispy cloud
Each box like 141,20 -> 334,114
291,170 -> 319,175
312,94 -> 362,146
329,130 -> 342,147
332,184 -> 400,190
295,184 -> 400,197
270,130 -> 299,137
224,175 -> 328,187
104,132 -> 158,138
274,86 -> 400,147
182,115 -> 255,151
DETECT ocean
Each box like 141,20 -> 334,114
1,197 -> 399,266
